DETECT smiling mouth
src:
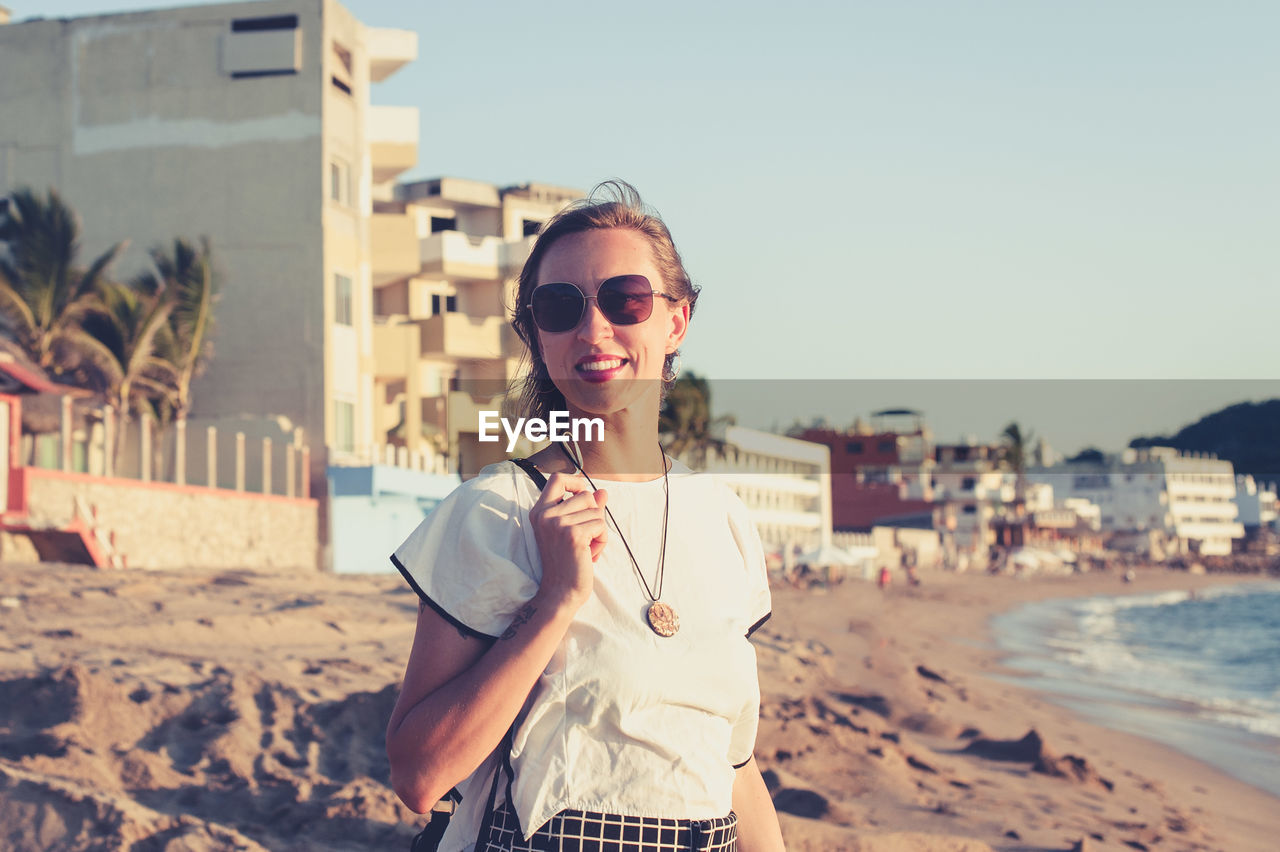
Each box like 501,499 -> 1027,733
575,357 -> 628,381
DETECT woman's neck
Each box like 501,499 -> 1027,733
567,403 -> 666,482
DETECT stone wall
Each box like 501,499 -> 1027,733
18,470 -> 318,571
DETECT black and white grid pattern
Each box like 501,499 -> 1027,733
479,800 -> 738,852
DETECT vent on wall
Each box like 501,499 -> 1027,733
224,15 -> 302,78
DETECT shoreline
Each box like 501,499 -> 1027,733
988,579 -> 1280,801
756,567 -> 1280,851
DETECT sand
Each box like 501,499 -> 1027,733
0,561 -> 1275,852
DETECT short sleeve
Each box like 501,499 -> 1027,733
390,463 -> 540,640
725,488 -> 772,638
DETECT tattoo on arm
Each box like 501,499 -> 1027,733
501,603 -> 537,641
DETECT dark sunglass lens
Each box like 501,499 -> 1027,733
598,275 -> 654,325
531,283 -> 584,332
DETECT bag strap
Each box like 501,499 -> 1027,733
412,459 -> 543,852
474,459 -> 544,843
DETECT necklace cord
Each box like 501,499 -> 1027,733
558,440 -> 669,602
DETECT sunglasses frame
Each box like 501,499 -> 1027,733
526,275 -> 679,334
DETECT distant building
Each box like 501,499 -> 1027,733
1028,447 -> 1245,556
371,177 -> 580,478
794,409 -> 934,531
687,425 -> 832,554
1234,475 -> 1278,532
931,440 -> 1016,554
0,0 -> 420,483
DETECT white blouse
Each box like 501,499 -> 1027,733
391,459 -> 771,849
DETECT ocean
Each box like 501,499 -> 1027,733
991,580 -> 1280,798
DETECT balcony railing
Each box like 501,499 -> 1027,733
419,231 -> 503,280
419,313 -> 505,360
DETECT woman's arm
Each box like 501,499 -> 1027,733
385,591 -> 580,812
385,472 -> 608,813
731,758 -> 786,852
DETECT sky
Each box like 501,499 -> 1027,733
19,0 -> 1280,452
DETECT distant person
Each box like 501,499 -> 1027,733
385,182 -> 784,852
878,564 -> 892,591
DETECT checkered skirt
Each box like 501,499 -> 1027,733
478,799 -> 738,852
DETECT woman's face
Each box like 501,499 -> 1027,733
533,228 -> 689,418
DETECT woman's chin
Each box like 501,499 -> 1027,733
559,379 -> 664,418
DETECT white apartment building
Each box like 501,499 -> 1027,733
1234,475 -> 1278,532
371,177 -> 581,477
1028,446 -> 1245,556
694,425 -> 832,554
930,442 -> 1016,553
0,0 -> 418,485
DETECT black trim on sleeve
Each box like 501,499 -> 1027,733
746,611 -> 772,638
390,552 -> 498,642
731,755 -> 754,769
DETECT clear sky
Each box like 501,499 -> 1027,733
18,0 -> 1280,451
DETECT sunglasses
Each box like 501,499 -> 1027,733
527,275 -> 678,334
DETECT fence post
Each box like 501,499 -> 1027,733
207,426 -> 217,488
174,418 -> 186,486
235,432 -> 245,492
285,445 -> 296,498
262,437 -> 272,495
140,412 -> 152,482
300,445 -> 311,499
103,408 -> 115,478
60,396 -> 72,472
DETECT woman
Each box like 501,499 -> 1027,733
386,182 -> 785,852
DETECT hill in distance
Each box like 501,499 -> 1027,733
1129,399 -> 1280,483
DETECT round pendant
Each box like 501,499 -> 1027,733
647,601 -> 679,637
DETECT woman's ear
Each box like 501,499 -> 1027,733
666,301 -> 690,354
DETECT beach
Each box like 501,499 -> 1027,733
0,562 -> 1276,851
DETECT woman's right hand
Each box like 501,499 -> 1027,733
528,471 -> 608,611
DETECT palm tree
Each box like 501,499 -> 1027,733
134,237 -> 218,423
79,280 -> 179,468
659,371 -> 732,469
999,421 -> 1034,509
0,187 -> 125,377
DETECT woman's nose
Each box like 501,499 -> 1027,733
576,299 -> 614,342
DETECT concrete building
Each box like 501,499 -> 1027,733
692,425 -> 832,554
1028,446 -> 1245,557
370,177 -> 580,477
1234,475 -> 1278,532
0,0 -> 418,485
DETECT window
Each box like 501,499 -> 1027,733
333,401 -> 355,453
877,440 -> 895,453
226,16 -> 301,78
334,274 -> 353,325
430,216 -> 457,233
522,218 -> 542,237
846,441 -> 863,454
963,505 -> 977,515
330,159 -> 350,204
962,476 -> 976,491
431,294 -> 457,315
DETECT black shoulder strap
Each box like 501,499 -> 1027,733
512,457 -> 548,490
415,462 -> 542,851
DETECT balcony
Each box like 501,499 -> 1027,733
419,313 -> 505,360
373,321 -> 419,377
371,212 -> 418,285
501,235 -> 537,274
369,105 -> 419,184
367,28 -> 417,82
420,231 -> 502,280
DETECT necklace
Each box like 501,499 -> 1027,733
559,440 -> 678,637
